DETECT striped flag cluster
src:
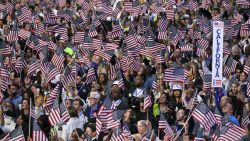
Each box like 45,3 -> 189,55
202,73 -> 212,89
219,123 -> 246,141
51,48 -> 65,69
192,102 -> 217,131
60,102 -> 70,123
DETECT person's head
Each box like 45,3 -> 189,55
24,76 -> 32,86
111,81 -> 122,101
76,75 -> 82,85
220,96 -> 229,108
98,73 -> 108,84
36,94 -> 44,106
2,101 -> 15,112
240,72 -> 248,82
65,99 -> 73,110
173,84 -> 182,98
176,108 -> 186,122
10,84 -> 19,96
224,103 -> 234,114
88,91 -> 100,106
137,120 -> 148,135
230,82 -> 239,95
70,128 -> 84,141
124,107 -> 133,120
73,99 -> 84,112
21,98 -> 29,109
85,123 -> 96,138
159,93 -> 168,104
16,114 -> 28,126
37,114 -> 49,127
68,106 -> 78,118
185,89 -> 194,99
134,74 -> 145,87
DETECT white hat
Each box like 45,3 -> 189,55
112,80 -> 119,85
172,84 -> 182,90
89,91 -> 100,99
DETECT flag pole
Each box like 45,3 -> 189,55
28,98 -> 32,140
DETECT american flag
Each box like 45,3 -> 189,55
85,67 -> 96,84
214,107 -> 222,125
30,102 -> 37,119
46,85 -> 60,106
118,78 -> 125,90
110,128 -> 124,141
0,45 -> 12,55
152,80 -> 158,90
202,73 -> 212,89
88,24 -> 98,37
60,102 -> 70,123
224,57 -> 238,77
18,29 -> 30,39
106,109 -> 126,129
48,98 -> 61,126
6,31 -> 18,42
247,83 -> 250,97
61,66 -> 77,89
141,129 -> 153,141
14,56 -> 27,73
180,43 -> 193,52
222,0 -> 231,11
33,121 -> 48,141
158,113 -> 167,129
74,31 -> 85,43
164,67 -> 185,82
18,6 -> 31,23
8,126 -> 25,141
243,64 -> 250,74
166,9 -> 175,20
6,2 -> 14,14
192,102 -> 217,131
219,123 -> 245,141
46,64 -> 60,84
51,48 -> 65,69
144,95 -> 152,110
27,57 -> 39,77
241,108 -> 250,128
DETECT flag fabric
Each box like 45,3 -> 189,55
51,48 -> 65,69
219,123 -> 246,141
33,121 -> 48,141
213,107 -> 222,125
60,102 -> 70,123
85,67 -> 96,84
247,83 -> 250,97
9,126 -> 25,141
27,57 -> 39,76
47,64 -> 60,84
144,95 -> 152,110
241,108 -> 249,128
164,67 -> 185,82
48,98 -> 61,126
202,73 -> 212,89
158,113 -> 167,129
224,57 -> 238,77
192,102 -> 217,131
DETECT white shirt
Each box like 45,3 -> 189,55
62,117 -> 83,141
133,88 -> 144,98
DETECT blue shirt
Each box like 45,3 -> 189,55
4,94 -> 23,107
229,115 -> 240,126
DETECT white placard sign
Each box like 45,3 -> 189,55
212,21 -> 223,88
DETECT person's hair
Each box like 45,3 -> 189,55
138,120 -> 148,127
22,98 -> 29,104
98,73 -> 108,84
72,128 -> 84,137
136,74 -> 146,83
74,98 -> 84,107
247,124 -> 250,134
68,106 -> 78,118
86,123 -> 96,132
18,114 -> 29,124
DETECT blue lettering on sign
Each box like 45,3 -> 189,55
215,29 -> 221,78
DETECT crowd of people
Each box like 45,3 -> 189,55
0,0 -> 249,140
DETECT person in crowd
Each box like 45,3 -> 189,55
85,91 -> 100,122
61,106 -> 84,141
73,98 -> 88,124
85,123 -> 97,141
